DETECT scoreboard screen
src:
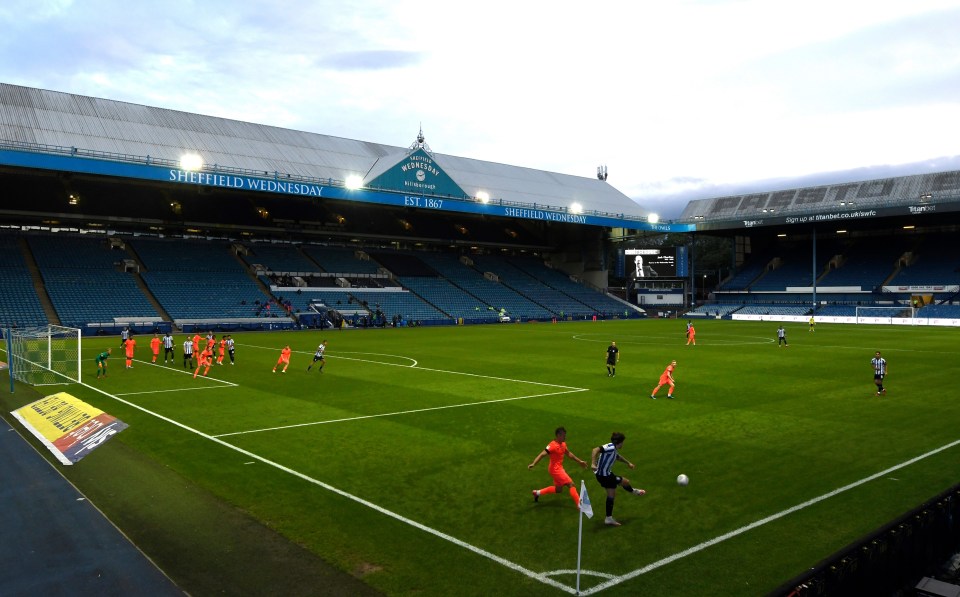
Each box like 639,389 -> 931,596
625,248 -> 678,278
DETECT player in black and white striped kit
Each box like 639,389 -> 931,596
307,340 -> 327,372
183,338 -> 194,370
162,332 -> 175,364
871,351 -> 887,396
590,432 -> 645,527
226,335 -> 235,364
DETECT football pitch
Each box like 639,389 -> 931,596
3,318 -> 959,596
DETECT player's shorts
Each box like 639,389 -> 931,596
659,375 -> 672,385
874,374 -> 884,381
595,473 -> 622,489
606,358 -> 616,366
313,355 -> 325,363
550,470 -> 574,487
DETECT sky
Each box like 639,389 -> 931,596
3,0 -> 960,219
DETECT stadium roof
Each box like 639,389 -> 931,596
678,169 -> 960,232
0,82 -> 657,227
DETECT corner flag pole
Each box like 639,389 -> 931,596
576,479 -> 594,595
576,499 -> 584,594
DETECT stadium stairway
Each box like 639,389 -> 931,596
19,237 -> 60,325
234,250 -> 281,305
114,241 -> 174,325
130,269 -> 173,323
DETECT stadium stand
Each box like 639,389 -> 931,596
748,248 -> 829,291
735,304 -> 810,316
889,237 -> 960,286
470,254 -> 573,319
506,255 -> 631,317
811,305 -> 858,317
0,233 -> 49,328
396,276 -> 473,319
27,235 -> 160,328
817,239 -> 906,289
719,259 -> 767,290
301,245 -> 383,275
349,290 -> 447,323
686,304 -> 742,317
133,238 -> 274,323
918,304 -> 960,318
241,243 -> 321,274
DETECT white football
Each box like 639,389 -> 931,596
677,474 -> 689,486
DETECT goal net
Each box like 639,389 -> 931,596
854,306 -> 916,324
5,325 -> 82,386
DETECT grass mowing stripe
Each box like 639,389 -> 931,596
81,358 -> 960,596
213,387 -> 590,437
241,340 -> 588,390
69,377 -> 584,594
115,385 -> 235,397
7,322 -> 958,595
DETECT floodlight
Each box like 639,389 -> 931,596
648,213 -> 659,224
179,153 -> 203,171
569,202 -> 583,214
345,175 -> 363,190
476,191 -> 490,203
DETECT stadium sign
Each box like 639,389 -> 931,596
11,392 -> 129,465
695,201 -> 960,230
0,146 -> 694,232
367,148 -> 467,198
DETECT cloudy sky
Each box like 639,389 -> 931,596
3,0 -> 960,217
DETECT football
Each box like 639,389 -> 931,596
677,474 -> 689,486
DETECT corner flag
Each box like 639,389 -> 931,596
579,480 -> 593,518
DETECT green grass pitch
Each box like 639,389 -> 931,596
3,318 -> 958,596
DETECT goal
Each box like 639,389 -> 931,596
5,325 -> 82,386
854,306 -> 916,324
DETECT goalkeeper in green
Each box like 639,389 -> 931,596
95,348 -> 112,379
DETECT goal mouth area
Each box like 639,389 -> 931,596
853,306 -> 917,323
5,325 -> 82,387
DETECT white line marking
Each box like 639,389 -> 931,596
116,385 -> 234,397
67,379 -> 576,594
241,342 -> 584,390
572,436 -> 960,595
61,378 -> 960,595
213,388 -> 588,438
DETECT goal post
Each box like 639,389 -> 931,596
5,324 -> 82,387
854,306 -> 916,324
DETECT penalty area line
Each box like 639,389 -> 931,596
115,385 -> 235,397
213,387 -> 589,438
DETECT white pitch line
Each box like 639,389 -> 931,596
60,377 -> 960,595
239,342 -> 586,390
115,385 -> 234,397
212,387 -> 589,438
68,379 -> 577,594
571,436 -> 960,595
